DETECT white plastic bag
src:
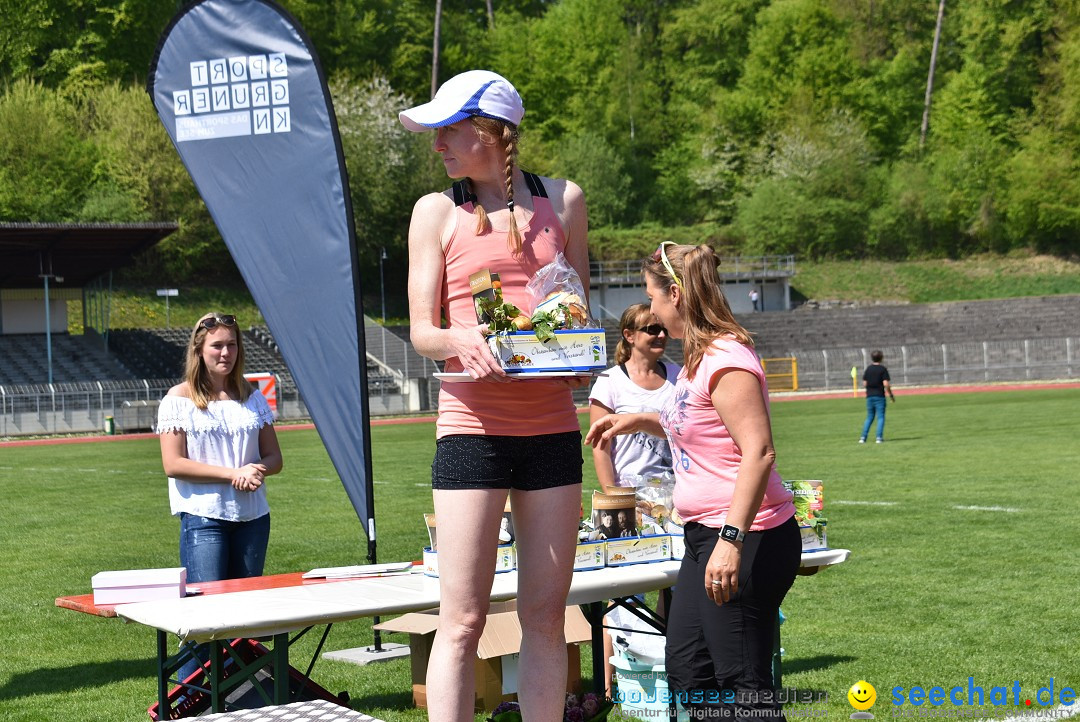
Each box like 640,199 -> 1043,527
525,252 -> 595,328
606,604 -> 667,666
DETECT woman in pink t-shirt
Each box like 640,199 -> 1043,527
586,243 -> 799,720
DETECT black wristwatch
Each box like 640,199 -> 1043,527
719,524 -> 745,544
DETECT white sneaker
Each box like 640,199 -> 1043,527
876,438 -> 883,444
858,438 -> 866,444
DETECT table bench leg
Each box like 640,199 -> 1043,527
274,632 -> 289,704
583,601 -> 605,696
157,632 -> 169,718
211,640 -> 225,712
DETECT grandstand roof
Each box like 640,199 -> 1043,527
0,222 -> 179,289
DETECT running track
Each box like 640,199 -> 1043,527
2,380 -> 1078,448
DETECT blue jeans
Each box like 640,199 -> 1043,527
179,513 -> 270,582
176,513 -> 270,689
861,396 -> 887,440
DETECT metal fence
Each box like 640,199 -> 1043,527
0,379 -> 174,437
3,335 -> 1077,436
792,337 -> 1080,391
590,255 -> 796,285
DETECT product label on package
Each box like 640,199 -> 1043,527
605,534 -> 671,566
487,331 -> 606,372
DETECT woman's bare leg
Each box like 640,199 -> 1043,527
511,484 -> 583,722
426,487 -> 508,722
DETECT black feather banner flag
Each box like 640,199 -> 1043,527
148,0 -> 376,554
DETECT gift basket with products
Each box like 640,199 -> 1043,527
469,253 -> 607,373
580,478 -> 675,566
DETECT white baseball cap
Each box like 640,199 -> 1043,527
398,70 -> 524,132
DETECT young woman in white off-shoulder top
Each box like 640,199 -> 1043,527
156,312 -> 283,689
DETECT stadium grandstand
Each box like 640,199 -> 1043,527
0,223 -> 429,436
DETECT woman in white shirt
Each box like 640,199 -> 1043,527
587,303 -> 680,695
156,312 -> 282,692
589,303 -> 680,491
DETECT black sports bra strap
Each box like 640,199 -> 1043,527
523,171 -> 548,199
451,180 -> 475,207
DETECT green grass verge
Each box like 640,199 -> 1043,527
68,286 -> 264,334
791,251 -> 1080,304
2,390 -> 1078,720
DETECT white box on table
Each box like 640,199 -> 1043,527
92,567 -> 187,605
604,534 -> 671,566
485,330 -> 606,372
668,530 -> 685,561
573,540 -> 606,570
423,545 -> 516,577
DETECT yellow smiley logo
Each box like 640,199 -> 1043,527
848,681 -> 877,711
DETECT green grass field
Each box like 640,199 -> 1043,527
1,388 -> 1078,721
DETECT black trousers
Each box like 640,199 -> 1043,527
665,516 -> 801,720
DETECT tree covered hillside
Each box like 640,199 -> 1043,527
2,0 -> 1079,290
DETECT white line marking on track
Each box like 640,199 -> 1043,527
953,504 -> 1021,513
832,500 -> 899,506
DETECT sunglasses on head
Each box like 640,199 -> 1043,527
637,324 -> 667,336
199,314 -> 236,331
651,241 -> 684,291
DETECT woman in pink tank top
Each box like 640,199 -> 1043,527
400,70 -> 591,722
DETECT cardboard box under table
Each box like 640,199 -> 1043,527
375,602 -> 591,711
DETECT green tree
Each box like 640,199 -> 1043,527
77,83 -> 227,277
0,80 -> 96,220
1001,6 -> 1080,255
732,111 -> 878,258
330,74 -> 444,290
553,131 -> 631,228
730,0 -> 860,134
0,1 -> 176,89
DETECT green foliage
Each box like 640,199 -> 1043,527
732,112 -> 879,258
790,252 -> 1080,303
0,0 -> 175,88
329,74 -> 444,281
587,223 -> 732,261
0,79 -> 96,220
4,0 -> 1080,270
67,285 -> 263,333
554,131 -> 632,228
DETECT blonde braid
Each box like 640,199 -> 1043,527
469,177 -> 491,235
503,124 -> 522,256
